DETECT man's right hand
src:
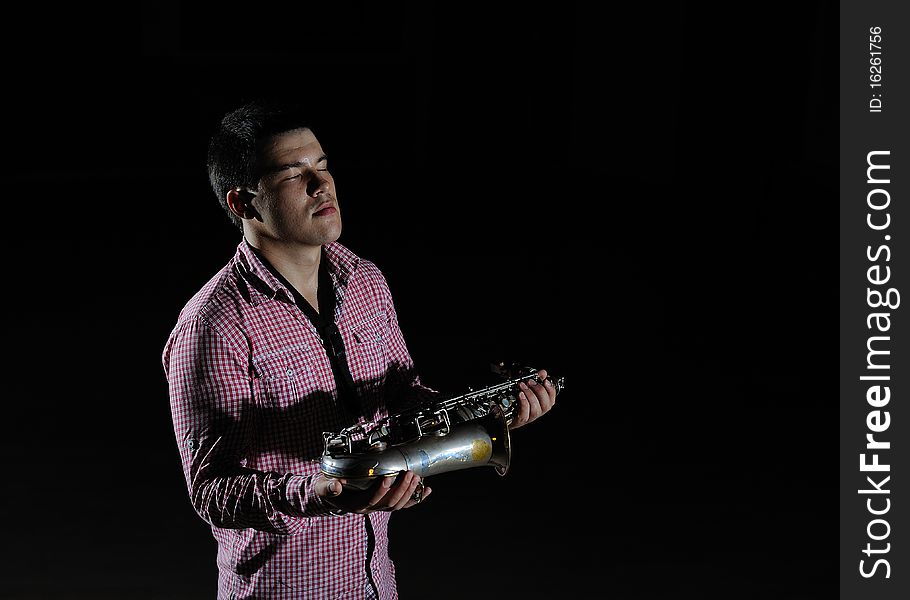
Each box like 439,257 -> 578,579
316,471 -> 430,514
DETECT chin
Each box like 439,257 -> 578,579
317,222 -> 343,245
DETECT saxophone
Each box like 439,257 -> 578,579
320,363 -> 565,489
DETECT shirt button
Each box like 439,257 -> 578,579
286,368 -> 295,377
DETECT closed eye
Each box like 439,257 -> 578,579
280,166 -> 328,182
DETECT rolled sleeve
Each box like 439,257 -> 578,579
164,316 -> 332,535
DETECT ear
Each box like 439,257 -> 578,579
225,188 -> 260,220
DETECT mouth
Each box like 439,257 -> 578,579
312,202 -> 337,217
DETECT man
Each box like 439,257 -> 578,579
162,100 -> 557,598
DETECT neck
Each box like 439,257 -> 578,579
246,237 -> 323,297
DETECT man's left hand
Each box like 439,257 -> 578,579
509,369 -> 557,429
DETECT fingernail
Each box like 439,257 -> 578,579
545,379 -> 552,387
328,481 -> 338,494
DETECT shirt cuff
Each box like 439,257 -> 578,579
284,474 -> 347,518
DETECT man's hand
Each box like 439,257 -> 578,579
316,471 -> 431,514
509,369 -> 558,430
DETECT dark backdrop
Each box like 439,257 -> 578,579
6,3 -> 837,599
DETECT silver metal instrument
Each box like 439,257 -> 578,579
320,363 -> 565,490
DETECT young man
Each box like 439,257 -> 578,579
162,100 -> 557,598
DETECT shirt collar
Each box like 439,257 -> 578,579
234,239 -> 361,306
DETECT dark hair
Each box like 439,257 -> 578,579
207,99 -> 311,230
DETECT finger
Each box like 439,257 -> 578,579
367,475 -> 395,508
539,369 -> 558,405
326,478 -> 342,498
515,383 -> 534,426
397,473 -> 422,510
385,471 -> 415,508
512,387 -> 530,428
527,379 -> 550,412
519,381 -> 543,421
531,376 -> 555,412
543,376 -> 557,407
319,475 -> 345,499
394,475 -> 421,511
533,376 -> 556,411
406,484 -> 432,508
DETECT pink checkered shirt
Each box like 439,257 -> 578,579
162,239 -> 436,599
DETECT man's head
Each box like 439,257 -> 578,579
207,100 -> 341,248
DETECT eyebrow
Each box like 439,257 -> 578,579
263,154 -> 328,176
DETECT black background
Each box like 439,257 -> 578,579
6,2 -> 837,599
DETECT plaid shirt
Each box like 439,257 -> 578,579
162,239 -> 436,599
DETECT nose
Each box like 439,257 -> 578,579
307,172 -> 330,197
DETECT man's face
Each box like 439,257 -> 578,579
247,127 -> 342,247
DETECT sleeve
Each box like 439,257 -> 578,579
162,316 -> 339,535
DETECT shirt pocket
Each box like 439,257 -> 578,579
253,348 -> 349,461
351,311 -> 392,346
253,348 -> 321,421
348,311 -> 392,385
